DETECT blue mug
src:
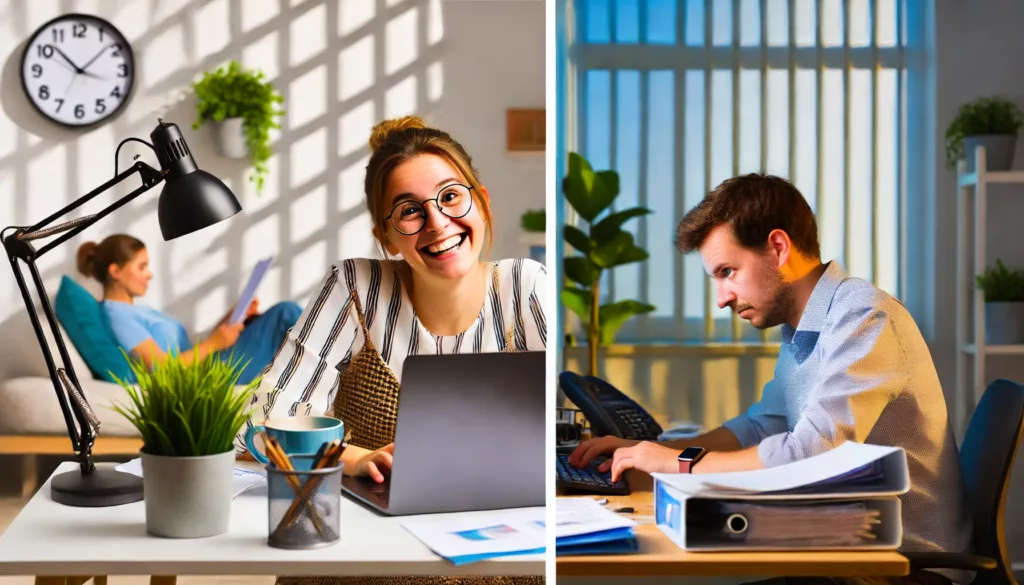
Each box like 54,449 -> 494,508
244,416 -> 345,465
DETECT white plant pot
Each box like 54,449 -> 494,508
214,117 -> 248,159
985,302 -> 1024,345
141,450 -> 235,538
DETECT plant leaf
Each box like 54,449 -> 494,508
592,207 -> 651,244
607,245 -> 650,268
598,300 -> 657,345
564,256 -> 600,286
591,232 -> 634,269
562,153 -> 619,222
561,287 -> 592,321
563,225 -> 592,253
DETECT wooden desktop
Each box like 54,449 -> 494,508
556,465 -> 910,578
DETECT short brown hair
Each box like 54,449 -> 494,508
675,173 -> 820,259
364,116 -> 493,253
76,234 -> 146,285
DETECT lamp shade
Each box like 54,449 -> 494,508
150,119 -> 242,241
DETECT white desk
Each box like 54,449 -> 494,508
0,463 -> 544,581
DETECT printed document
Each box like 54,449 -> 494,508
555,497 -> 635,539
652,441 -> 901,495
401,507 -> 546,565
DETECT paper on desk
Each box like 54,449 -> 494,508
555,497 -> 635,538
651,440 -> 900,495
401,508 -> 546,565
116,458 -> 266,498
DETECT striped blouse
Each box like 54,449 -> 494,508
235,257 -> 547,453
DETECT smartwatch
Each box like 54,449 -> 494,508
677,446 -> 707,474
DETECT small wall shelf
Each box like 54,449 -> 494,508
955,145 -> 1024,438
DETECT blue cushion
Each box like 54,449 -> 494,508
53,276 -> 135,383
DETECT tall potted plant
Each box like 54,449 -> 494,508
945,96 -> 1023,172
561,152 -> 655,375
192,60 -> 285,193
976,258 -> 1024,345
112,351 -> 258,538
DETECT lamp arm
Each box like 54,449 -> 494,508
1,160 -> 165,475
21,160 -> 165,257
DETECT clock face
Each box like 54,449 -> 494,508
20,14 -> 135,128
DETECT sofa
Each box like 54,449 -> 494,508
0,305 -> 142,498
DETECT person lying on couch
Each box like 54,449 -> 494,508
76,234 -> 301,385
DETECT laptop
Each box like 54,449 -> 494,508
341,350 -> 546,516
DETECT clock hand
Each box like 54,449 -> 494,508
62,74 -> 77,100
79,44 -> 112,73
51,46 -> 84,73
48,58 -> 76,74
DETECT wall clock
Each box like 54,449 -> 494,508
20,13 -> 136,128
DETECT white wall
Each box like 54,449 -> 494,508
932,0 -> 1024,566
0,0 -> 545,334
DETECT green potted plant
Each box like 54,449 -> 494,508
976,258 -> 1024,345
520,208 -> 545,233
945,96 -> 1023,172
520,208 -> 546,265
192,60 -> 285,193
561,152 -> 655,375
112,351 -> 258,538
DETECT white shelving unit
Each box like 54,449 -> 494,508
955,145 -> 1024,438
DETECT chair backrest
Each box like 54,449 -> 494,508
960,378 -> 1024,585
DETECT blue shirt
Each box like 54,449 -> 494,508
102,300 -> 193,354
721,262 -> 971,570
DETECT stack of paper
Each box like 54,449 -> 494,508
555,498 -> 638,556
401,508 -> 546,565
651,441 -> 909,552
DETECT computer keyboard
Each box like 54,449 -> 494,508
556,452 -> 630,495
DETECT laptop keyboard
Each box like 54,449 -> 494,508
556,453 -> 629,495
365,478 -> 390,505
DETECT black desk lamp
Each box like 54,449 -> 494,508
1,119 -> 242,507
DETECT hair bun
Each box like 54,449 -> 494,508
76,241 -> 98,277
368,116 -> 427,152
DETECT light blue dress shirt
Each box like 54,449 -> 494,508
102,300 -> 193,354
722,262 -> 971,578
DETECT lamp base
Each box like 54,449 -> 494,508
50,463 -> 144,507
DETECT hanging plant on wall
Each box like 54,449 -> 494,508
192,60 -> 285,193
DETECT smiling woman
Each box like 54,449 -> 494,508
239,116 -> 546,585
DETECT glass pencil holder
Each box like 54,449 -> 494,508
266,455 -> 343,549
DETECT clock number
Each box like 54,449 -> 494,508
98,27 -> 105,42
52,28 -> 64,43
38,85 -> 49,100
73,23 -> 86,38
117,63 -> 128,78
31,64 -> 42,78
111,44 -> 123,58
74,104 -> 85,119
55,99 -> 64,113
36,45 -> 54,59
110,86 -> 122,99
95,99 -> 106,114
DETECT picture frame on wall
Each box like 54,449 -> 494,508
506,108 -> 545,152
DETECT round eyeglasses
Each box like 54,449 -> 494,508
384,183 -> 475,235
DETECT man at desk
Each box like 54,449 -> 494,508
569,174 -> 970,585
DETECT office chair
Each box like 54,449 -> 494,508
904,378 -> 1024,585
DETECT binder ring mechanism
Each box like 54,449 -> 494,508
725,513 -> 749,534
